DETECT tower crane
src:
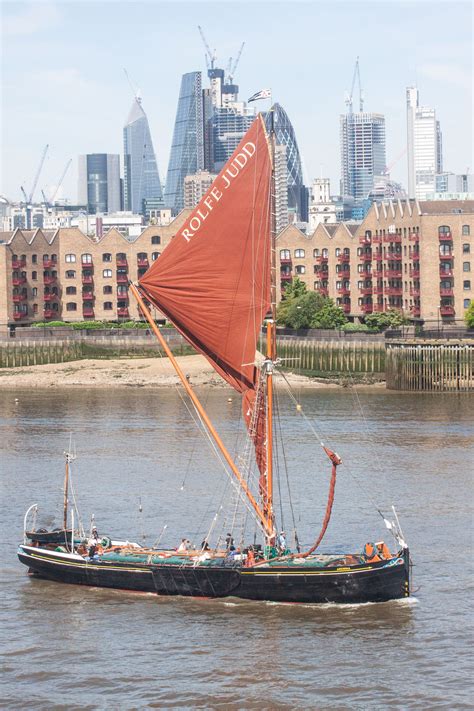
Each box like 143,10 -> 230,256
197,25 -> 217,71
24,144 -> 49,204
49,158 -> 72,204
123,68 -> 141,102
226,42 -> 245,84
345,57 -> 364,114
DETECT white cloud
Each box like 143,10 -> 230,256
2,2 -> 61,37
418,62 -> 472,90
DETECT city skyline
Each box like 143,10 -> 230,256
1,0 -> 472,203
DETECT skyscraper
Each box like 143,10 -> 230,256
164,72 -> 204,214
274,145 -> 289,233
78,154 -> 121,214
123,98 -> 163,214
265,103 -> 306,221
211,106 -> 254,171
340,112 -> 386,200
406,87 -> 443,200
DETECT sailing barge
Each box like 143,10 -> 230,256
18,112 -> 411,604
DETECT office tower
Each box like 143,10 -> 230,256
164,72 -> 204,214
211,106 -> 254,171
184,170 -> 217,209
78,154 -> 121,214
274,145 -> 289,233
406,87 -> 443,200
340,112 -> 386,200
265,103 -> 306,221
123,98 -> 163,214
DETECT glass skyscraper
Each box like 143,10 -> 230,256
123,98 -> 163,214
211,107 -> 254,171
78,154 -> 121,214
265,103 -> 306,221
340,112 -> 386,200
164,72 -> 204,214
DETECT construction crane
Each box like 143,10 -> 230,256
49,158 -> 72,204
123,67 -> 141,102
198,25 -> 217,71
345,57 -> 363,113
23,144 -> 49,204
226,42 -> 245,84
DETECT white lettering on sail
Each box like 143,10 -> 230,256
181,142 -> 256,242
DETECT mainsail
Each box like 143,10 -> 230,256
139,115 -> 272,488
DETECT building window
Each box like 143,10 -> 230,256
151,252 -> 161,261
65,254 -> 76,263
335,248 -> 341,257
117,285 -> 127,295
65,270 -> 76,279
322,248 -> 328,258
462,225 -> 470,236
116,252 -> 126,262
43,254 -> 49,263
103,302 -> 113,310
66,302 -> 77,311
103,285 -> 113,294
463,280 -> 471,290
463,243 -> 470,254
280,249 -> 291,260
463,262 -> 471,272
32,254 -> 37,264
103,253 -> 112,262
151,235 -> 161,244
32,271 -> 37,280
32,287 -> 37,296
51,254 -> 57,263
103,269 -> 112,278
82,253 -> 92,264
295,265 -> 305,274
295,249 -> 305,258
464,299 -> 471,308
438,225 -> 451,235
313,249 -> 319,258
33,303 -> 38,313
66,286 -> 76,295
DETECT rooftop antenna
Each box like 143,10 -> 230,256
198,25 -> 217,72
123,67 -> 141,103
345,57 -> 364,114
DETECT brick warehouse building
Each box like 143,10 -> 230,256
0,200 -> 472,328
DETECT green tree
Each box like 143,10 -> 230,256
465,300 -> 474,328
285,292 -> 325,329
364,309 -> 407,332
311,301 -> 347,329
277,280 -> 348,330
276,277 -> 308,325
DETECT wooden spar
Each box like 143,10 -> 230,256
265,320 -> 274,532
128,282 -> 274,539
63,454 -> 69,530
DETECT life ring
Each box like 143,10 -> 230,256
100,536 -> 112,549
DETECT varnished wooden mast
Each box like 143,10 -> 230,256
129,282 -> 274,540
63,454 -> 69,530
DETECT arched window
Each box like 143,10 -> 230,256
32,271 -> 37,280
295,265 -> 306,274
81,253 -> 92,264
116,252 -> 126,261
65,270 -> 76,279
151,252 -> 161,261
51,254 -> 57,263
295,249 -> 305,258
151,235 -> 161,244
463,262 -> 471,272
322,248 -> 328,258
438,225 -> 451,235
103,269 -> 112,278
102,253 -> 112,262
32,254 -> 37,264
103,302 -> 113,310
313,248 -> 319,258
66,286 -> 76,295
137,252 -> 148,260
65,254 -> 76,263
280,249 -> 291,260
463,243 -> 471,254
66,302 -> 77,311
103,285 -> 113,294
462,225 -> 470,236
335,248 -> 341,257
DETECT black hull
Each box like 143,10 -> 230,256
25,530 -> 72,545
18,546 -> 411,604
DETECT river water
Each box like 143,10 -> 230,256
1,385 -> 472,709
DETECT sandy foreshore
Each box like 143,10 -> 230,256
0,354 -> 384,390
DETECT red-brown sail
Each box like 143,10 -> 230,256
139,115 -> 272,394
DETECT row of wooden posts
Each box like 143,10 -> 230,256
0,337 -> 472,391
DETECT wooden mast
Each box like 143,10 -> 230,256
264,105 -> 277,537
128,282 -> 274,539
62,453 -> 69,531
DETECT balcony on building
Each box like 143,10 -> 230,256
337,286 -> 351,295
360,286 -> 373,295
410,268 -> 420,278
342,303 -> 351,314
12,293 -> 27,302
361,303 -> 373,313
316,254 -> 329,264
43,274 -> 57,285
12,276 -> 27,286
374,251 -> 383,261
318,286 -> 329,296
117,273 -> 128,284
11,258 -> 26,269
43,292 -> 57,302
83,307 -> 95,318
384,269 -> 402,278
372,234 -> 382,244
438,231 -> 452,242
82,273 -> 93,284
361,252 -> 372,262
383,233 -> 402,243
387,248 -> 402,258
43,259 -> 57,269
117,307 -> 130,317
439,267 -> 453,277
440,287 -> 454,296
43,309 -> 55,319
410,287 -> 420,297
372,286 -> 384,295
81,257 -> 93,267
82,291 -> 95,300
13,312 -> 25,321
338,253 -> 350,263
412,306 -> 421,317
440,305 -> 455,316
137,257 -> 149,268
409,232 -> 419,242
385,286 -> 403,296
116,256 -> 128,268
439,252 -> 452,261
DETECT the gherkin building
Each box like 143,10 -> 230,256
265,103 -> 306,221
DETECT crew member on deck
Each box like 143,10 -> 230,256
225,533 -> 234,549
177,538 -> 189,552
277,531 -> 287,553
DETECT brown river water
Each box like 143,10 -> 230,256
0,386 -> 472,709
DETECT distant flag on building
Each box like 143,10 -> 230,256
248,89 -> 272,103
